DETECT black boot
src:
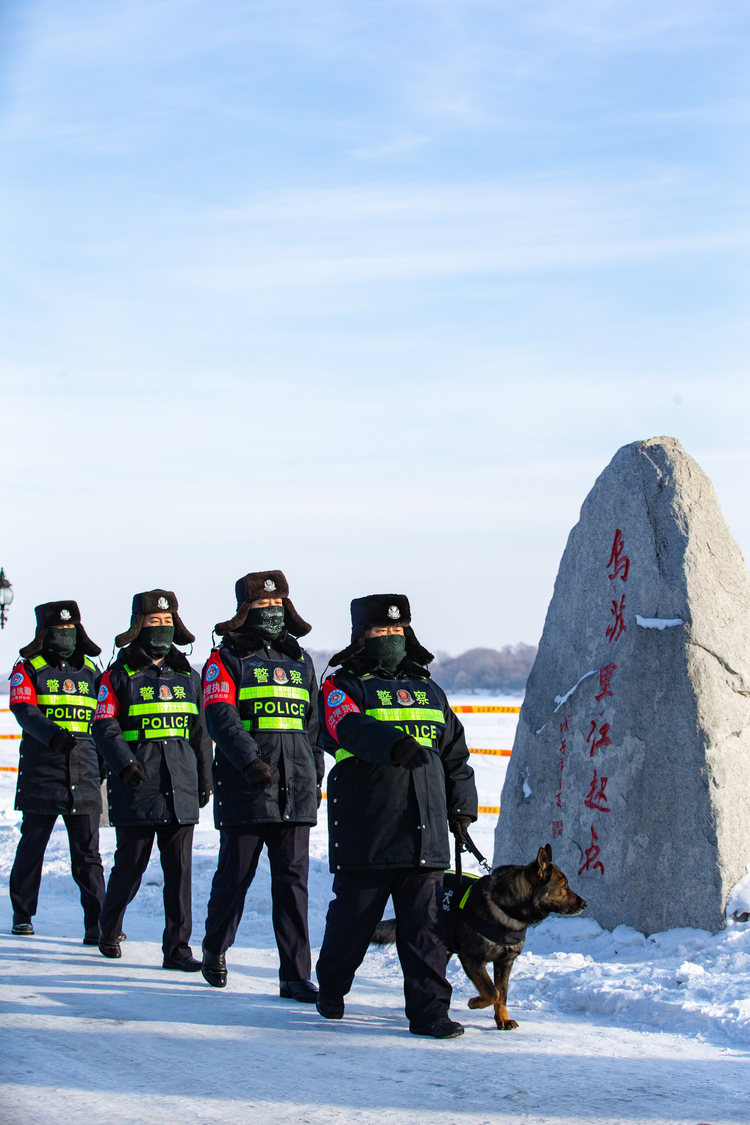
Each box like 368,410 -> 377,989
84,928 -> 126,946
201,948 -> 227,988
280,979 -> 318,1003
163,954 -> 203,972
12,914 -> 34,936
409,1017 -> 464,1039
316,991 -> 345,1019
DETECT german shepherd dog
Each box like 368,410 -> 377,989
372,844 -> 586,1030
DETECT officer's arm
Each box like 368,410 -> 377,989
189,670 -> 214,797
8,662 -> 67,747
202,649 -> 262,773
92,668 -> 137,776
305,662 -> 325,784
438,696 -> 479,822
321,673 -> 403,766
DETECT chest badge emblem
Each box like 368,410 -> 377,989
159,685 -> 173,701
273,667 -> 289,685
62,679 -> 76,694
396,689 -> 414,706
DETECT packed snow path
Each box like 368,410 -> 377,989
2,698 -> 750,1123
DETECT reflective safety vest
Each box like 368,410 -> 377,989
118,663 -> 199,743
29,654 -> 98,735
335,672 -> 447,763
237,651 -> 313,734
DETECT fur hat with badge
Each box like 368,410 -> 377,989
19,601 -> 102,659
115,590 -> 195,648
214,570 -> 311,637
330,593 -> 434,668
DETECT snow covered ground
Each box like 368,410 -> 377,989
2,695 -> 750,1125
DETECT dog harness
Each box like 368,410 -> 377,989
442,870 -> 528,951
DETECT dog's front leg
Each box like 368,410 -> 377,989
459,956 -> 498,1010
492,954 -> 519,1030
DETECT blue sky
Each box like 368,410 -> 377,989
1,0 -> 749,662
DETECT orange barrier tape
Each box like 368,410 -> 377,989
0,734 -> 20,740
470,748 -> 511,757
0,765 -> 18,772
452,705 -> 520,713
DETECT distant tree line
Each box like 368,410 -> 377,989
306,643 -> 537,695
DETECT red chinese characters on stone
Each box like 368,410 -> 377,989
607,528 -> 630,583
584,770 -> 610,813
552,820 -> 563,839
606,594 -> 627,643
596,663 -> 617,701
578,825 -> 605,876
586,719 -> 611,757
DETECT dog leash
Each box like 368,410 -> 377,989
454,823 -> 493,874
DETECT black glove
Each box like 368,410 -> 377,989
119,761 -> 146,789
316,786 -> 323,809
390,736 -> 431,770
50,729 -> 77,755
243,758 -> 273,791
449,815 -> 472,836
199,791 -> 211,808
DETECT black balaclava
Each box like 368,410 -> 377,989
246,605 -> 285,641
139,625 -> 175,660
44,627 -> 77,661
363,633 -> 407,672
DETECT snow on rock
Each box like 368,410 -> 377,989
635,615 -> 684,629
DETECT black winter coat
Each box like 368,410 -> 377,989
9,653 -> 102,817
92,644 -> 213,828
203,630 -> 322,827
320,656 -> 478,872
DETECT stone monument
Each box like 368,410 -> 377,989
494,436 -> 750,934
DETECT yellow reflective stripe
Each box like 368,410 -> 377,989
459,885 -> 475,910
37,694 -> 96,708
239,685 -> 309,701
414,737 -> 434,747
122,728 -> 187,741
54,721 -> 90,733
365,708 -> 445,723
30,656 -> 48,671
242,717 -> 304,732
335,748 -> 354,762
128,702 -> 198,716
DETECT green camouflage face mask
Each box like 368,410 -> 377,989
363,633 -> 407,671
44,627 -> 77,660
246,606 -> 285,640
139,625 -> 174,658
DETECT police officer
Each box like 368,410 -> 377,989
92,590 -> 212,969
315,594 -> 478,1038
8,601 -> 105,941
200,570 -> 322,1001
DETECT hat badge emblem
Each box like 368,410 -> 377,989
60,609 -> 72,621
157,597 -> 169,610
264,579 -> 276,591
387,605 -> 401,620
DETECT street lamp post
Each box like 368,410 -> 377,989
0,568 -> 13,629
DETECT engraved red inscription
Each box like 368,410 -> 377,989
587,720 -> 611,757
596,663 -> 617,701
606,594 -> 627,643
578,825 -> 605,875
607,529 -> 630,583
584,770 -> 610,813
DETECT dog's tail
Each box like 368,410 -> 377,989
371,918 -> 397,945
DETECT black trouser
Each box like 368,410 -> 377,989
9,812 -> 105,930
99,823 -> 195,960
316,868 -> 451,1027
203,823 -> 311,982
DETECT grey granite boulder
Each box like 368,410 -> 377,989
494,436 -> 750,934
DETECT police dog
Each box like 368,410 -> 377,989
372,844 -> 586,1030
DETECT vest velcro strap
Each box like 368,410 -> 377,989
242,717 -> 304,732
37,694 -> 96,709
122,728 -> 188,741
239,685 -> 310,702
128,702 -> 199,716
365,707 -> 445,723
